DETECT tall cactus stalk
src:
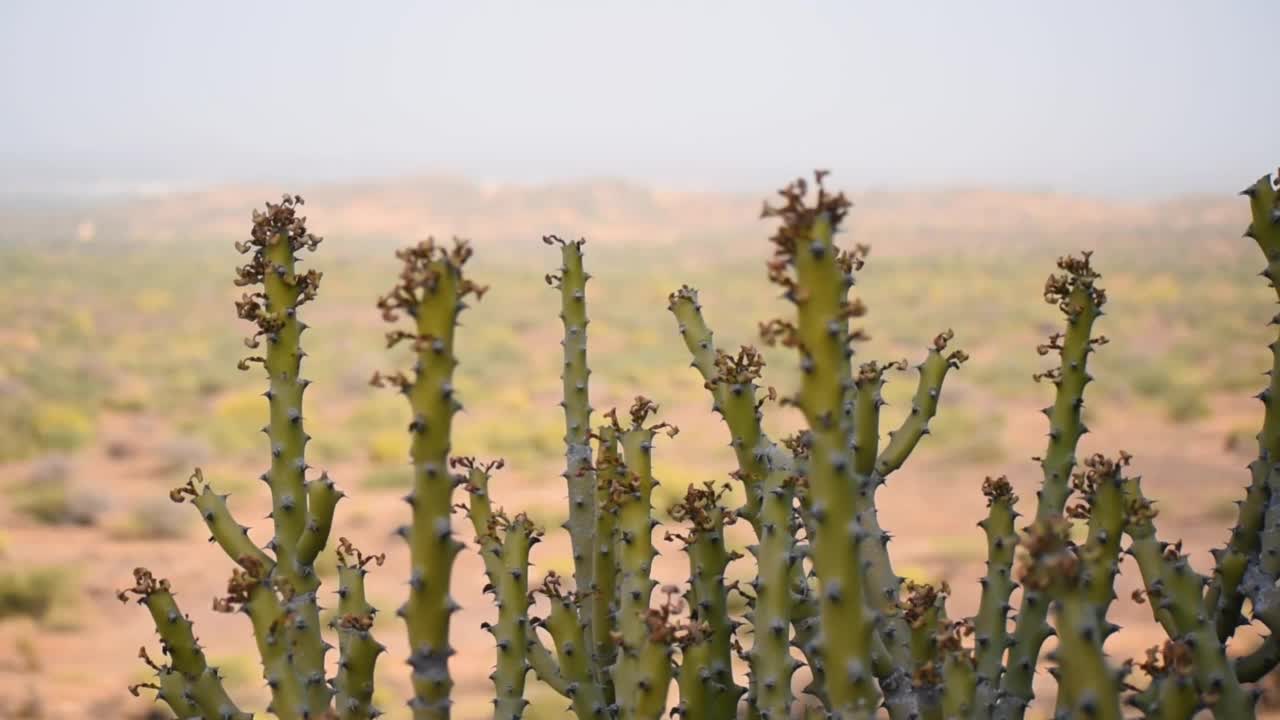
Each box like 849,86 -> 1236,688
543,236 -> 598,627
759,174 -> 880,718
668,482 -> 742,717
1020,517 -> 1124,720
460,458 -> 541,720
971,477 -> 1019,717
376,237 -> 485,719
609,398 -> 677,720
332,538 -> 387,720
996,252 -> 1108,720
122,196 -> 351,720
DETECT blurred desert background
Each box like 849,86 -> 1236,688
5,2 -> 1280,718
0,177 -> 1275,718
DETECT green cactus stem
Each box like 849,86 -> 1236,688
936,620 -> 976,719
234,195 -> 336,716
632,591 -> 681,720
749,468 -> 799,720
127,195 -> 346,720
874,332 -> 969,478
1200,175 -> 1280,645
674,626 -> 714,720
1019,517 -> 1124,720
459,459 -> 541,720
668,291 -> 829,709
668,288 -> 768,523
129,646 -> 203,720
851,341 -> 966,679
970,477 -> 1019,717
996,252 -> 1107,720
1128,642 -> 1199,720
376,237 -> 486,719
332,538 -> 387,720
219,560 -> 306,717
759,173 -> 879,718
118,569 -> 251,720
668,482 -> 745,717
1123,477 -> 1257,719
1070,454 -> 1129,623
534,573 -> 609,719
591,425 -> 621,706
608,398 -> 677,720
171,469 -> 275,572
526,637 -> 571,698
1053,455 -> 1131,720
544,236 -> 598,630
899,580 -> 951,715
1234,636 -> 1280,682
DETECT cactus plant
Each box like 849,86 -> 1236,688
123,170 -> 1280,720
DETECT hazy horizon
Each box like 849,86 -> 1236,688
4,1 -> 1280,200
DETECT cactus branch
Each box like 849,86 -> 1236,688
534,573 -> 608,719
1123,477 -> 1257,719
997,251 -> 1107,719
118,569 -> 252,720
761,173 -> 879,717
545,236 -> 598,634
378,237 -> 485,719
669,482 -> 745,717
970,477 -> 1018,717
332,538 -> 387,720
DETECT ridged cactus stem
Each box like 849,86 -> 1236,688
545,236 -> 598,632
970,478 -> 1018,717
491,519 -> 536,720
592,425 -> 621,703
178,470 -> 274,572
853,345 -> 965,677
875,333 -> 967,478
462,461 -> 539,720
131,654 -> 202,720
1235,636 -> 1280,682
900,581 -> 950,717
332,539 -> 387,720
668,287 -> 766,523
761,174 -> 879,717
633,598 -> 679,720
377,239 -> 484,720
937,621 -> 976,719
676,634 -> 714,720
1019,518 -> 1123,720
751,469 -> 797,720
1129,642 -> 1199,720
1123,478 -> 1257,719
260,223 -> 309,572
670,483 -> 743,717
997,253 -> 1106,720
228,567 -> 303,717
118,569 -> 251,720
536,575 -> 609,719
526,639 -> 570,697
1207,462 -> 1268,641
850,363 -> 905,669
231,196 -> 335,716
609,399 -> 673,720
668,289 -> 826,709
1050,586 -> 1124,720
1075,456 -> 1128,625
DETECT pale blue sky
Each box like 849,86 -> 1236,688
2,1 -> 1278,197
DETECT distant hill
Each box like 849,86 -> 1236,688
0,176 -> 1249,258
